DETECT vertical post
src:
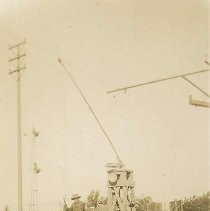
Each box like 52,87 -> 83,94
8,40 -> 26,211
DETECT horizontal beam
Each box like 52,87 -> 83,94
8,53 -> 26,62
9,66 -> 26,74
107,69 -> 210,93
8,40 -> 26,50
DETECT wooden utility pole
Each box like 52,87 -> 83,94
8,40 -> 26,211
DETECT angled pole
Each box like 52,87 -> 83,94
8,40 -> 26,211
58,58 -> 123,165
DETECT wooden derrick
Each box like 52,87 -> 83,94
106,163 -> 136,211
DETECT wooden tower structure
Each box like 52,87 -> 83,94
106,162 -> 136,211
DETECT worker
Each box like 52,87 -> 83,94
66,194 -> 85,211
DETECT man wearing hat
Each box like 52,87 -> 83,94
66,194 -> 85,211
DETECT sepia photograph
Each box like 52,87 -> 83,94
0,1 -> 209,211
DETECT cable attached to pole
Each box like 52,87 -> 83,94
58,58 -> 123,165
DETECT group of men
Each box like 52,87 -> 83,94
64,193 -> 108,211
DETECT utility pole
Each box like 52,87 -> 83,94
8,40 -> 26,211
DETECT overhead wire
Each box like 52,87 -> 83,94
58,58 -> 122,164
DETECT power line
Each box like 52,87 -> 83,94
58,58 -> 122,165
106,69 -> 210,95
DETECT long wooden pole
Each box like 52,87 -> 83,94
9,40 -> 26,211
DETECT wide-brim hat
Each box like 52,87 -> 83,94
71,194 -> 81,200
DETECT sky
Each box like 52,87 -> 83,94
0,0 -> 209,211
